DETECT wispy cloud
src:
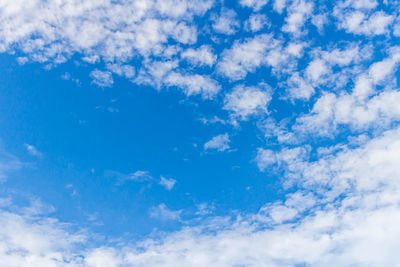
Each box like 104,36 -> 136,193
24,144 -> 42,158
105,170 -> 153,185
149,203 -> 181,221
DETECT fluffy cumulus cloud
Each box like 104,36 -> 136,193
217,34 -> 279,80
90,70 -> 114,87
212,8 -> 240,35
181,45 -> 217,67
164,72 -> 221,98
224,84 -> 271,120
3,0 -> 400,265
244,14 -> 270,32
240,0 -> 269,11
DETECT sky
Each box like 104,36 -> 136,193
1,0 -> 400,266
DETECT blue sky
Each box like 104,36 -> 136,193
1,0 -> 400,266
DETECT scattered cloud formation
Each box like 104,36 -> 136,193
2,0 -> 400,265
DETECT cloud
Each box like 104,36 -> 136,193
244,14 -> 270,32
106,64 -> 135,79
24,144 -> 42,157
181,45 -> 217,67
159,176 -> 177,191
90,70 -> 113,87
284,72 -> 315,100
105,170 -> 153,185
273,0 -> 287,13
164,72 -> 221,99
240,0 -> 269,11
0,0 -> 213,61
204,133 -> 230,152
217,34 -> 279,80
335,8 -> 394,36
135,60 -> 179,89
291,47 -> 400,136
212,8 -> 240,35
305,58 -> 329,82
149,203 -> 181,221
0,198 -> 85,267
282,0 -> 314,35
223,84 -> 271,120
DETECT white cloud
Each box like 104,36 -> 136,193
368,57 -> 399,84
240,0 -> 269,11
0,200 -> 85,267
169,22 -> 198,44
181,45 -> 217,67
135,60 -> 178,89
90,70 -> 113,87
128,171 -> 153,182
256,146 -> 309,172
293,49 -> 400,136
255,148 -> 277,171
282,0 -> 314,35
0,0 -> 214,74
105,170 -> 153,185
217,34 -> 279,80
394,17 -> 400,37
149,203 -> 181,221
106,64 -> 135,79
305,58 -> 329,81
345,0 -> 378,10
320,44 -> 368,67
273,0 -> 287,13
24,144 -> 42,157
311,13 -> 329,32
159,176 -> 177,191
204,134 -> 230,152
336,10 -> 394,35
244,14 -> 269,32
16,56 -> 28,65
212,9 -> 240,35
223,84 -> 271,119
164,72 -> 221,99
285,72 -> 315,100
